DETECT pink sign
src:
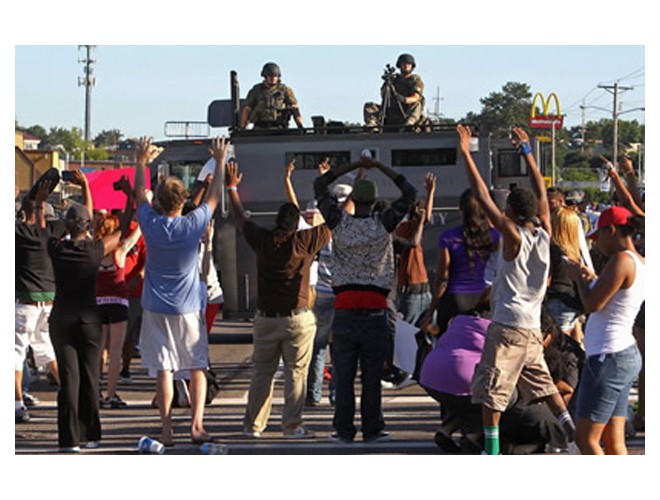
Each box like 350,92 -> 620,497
84,168 -> 150,211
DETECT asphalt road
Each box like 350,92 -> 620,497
15,318 -> 645,456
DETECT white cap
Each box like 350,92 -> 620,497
331,184 -> 352,203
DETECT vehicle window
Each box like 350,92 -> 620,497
391,148 -> 457,167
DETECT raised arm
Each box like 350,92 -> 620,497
619,156 -> 644,211
134,137 -> 164,207
512,126 -> 551,236
284,159 -> 300,208
423,172 -> 436,225
225,159 -> 246,231
204,136 -> 231,214
606,156 -> 645,217
70,170 -> 93,221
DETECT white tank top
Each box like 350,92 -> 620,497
584,250 -> 644,356
491,225 -> 550,329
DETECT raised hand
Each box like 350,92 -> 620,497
209,136 -> 230,165
225,159 -> 243,188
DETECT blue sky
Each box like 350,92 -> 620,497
14,44 -> 645,142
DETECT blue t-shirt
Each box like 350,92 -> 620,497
137,203 -> 212,315
438,225 -> 500,294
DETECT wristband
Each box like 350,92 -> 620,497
517,141 -> 532,155
227,186 -> 237,191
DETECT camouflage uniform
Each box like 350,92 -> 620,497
383,73 -> 425,127
244,82 -> 299,129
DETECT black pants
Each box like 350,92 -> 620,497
49,310 -> 103,448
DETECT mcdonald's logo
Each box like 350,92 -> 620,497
529,92 -> 564,130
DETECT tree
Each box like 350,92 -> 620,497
464,82 -> 533,137
94,129 -> 123,148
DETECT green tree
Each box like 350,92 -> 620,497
464,82 -> 533,137
94,129 -> 123,148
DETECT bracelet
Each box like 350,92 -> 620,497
517,141 -> 532,155
227,186 -> 237,191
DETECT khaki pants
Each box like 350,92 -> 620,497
244,310 -> 316,432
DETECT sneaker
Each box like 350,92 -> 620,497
59,446 -> 81,453
328,433 -> 353,444
434,431 -> 461,453
119,370 -> 133,384
363,431 -> 391,443
393,373 -> 415,389
82,441 -> 100,449
381,379 -> 396,389
283,426 -> 315,438
243,428 -> 262,438
304,399 -> 320,407
100,395 -> 127,409
23,392 -> 40,407
15,406 -> 30,423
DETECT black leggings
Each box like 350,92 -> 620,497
49,310 -> 103,448
435,292 -> 484,335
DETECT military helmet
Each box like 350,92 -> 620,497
396,53 -> 416,69
261,62 -> 281,78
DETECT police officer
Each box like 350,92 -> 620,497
382,53 -> 425,127
240,62 -> 304,130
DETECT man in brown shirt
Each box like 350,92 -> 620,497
225,160 -> 331,438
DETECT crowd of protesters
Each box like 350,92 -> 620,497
16,126 -> 644,455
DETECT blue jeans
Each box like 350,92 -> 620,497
306,294 -> 335,403
576,344 -> 642,423
331,309 -> 388,441
544,298 -> 580,334
396,290 -> 432,327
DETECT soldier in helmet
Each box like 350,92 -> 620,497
240,62 -> 304,130
381,53 -> 426,128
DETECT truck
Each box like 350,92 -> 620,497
152,74 -> 545,317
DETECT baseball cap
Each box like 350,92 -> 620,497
588,206 -> 633,240
351,179 -> 378,203
65,203 -> 91,223
565,190 -> 584,205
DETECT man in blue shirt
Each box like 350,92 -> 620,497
133,136 -> 230,445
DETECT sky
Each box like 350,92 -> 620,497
14,44 -> 646,143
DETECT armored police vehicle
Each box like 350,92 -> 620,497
153,73 -> 544,316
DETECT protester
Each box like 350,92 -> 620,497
314,156 -> 417,443
133,136 -> 229,445
419,188 -> 500,336
395,172 -> 436,327
35,171 -> 121,452
566,206 -> 644,454
226,160 -> 331,438
94,177 -> 142,408
545,206 -> 586,336
15,182 -> 63,424
457,124 -> 576,455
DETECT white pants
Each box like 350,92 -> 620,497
15,302 -> 56,370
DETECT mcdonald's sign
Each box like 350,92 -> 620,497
529,92 -> 564,129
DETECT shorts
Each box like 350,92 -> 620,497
98,303 -> 129,324
471,322 -> 557,412
140,309 -> 208,372
576,344 -> 642,423
15,302 -> 57,370
544,298 -> 580,334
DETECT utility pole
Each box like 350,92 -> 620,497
426,86 -> 443,122
78,45 -> 97,144
598,81 -> 633,162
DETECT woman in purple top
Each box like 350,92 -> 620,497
419,306 -> 491,454
420,189 -> 500,335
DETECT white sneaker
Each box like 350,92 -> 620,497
243,429 -> 262,438
59,446 -> 81,453
283,426 -> 315,438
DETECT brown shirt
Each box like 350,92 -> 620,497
243,221 -> 331,313
395,220 -> 428,287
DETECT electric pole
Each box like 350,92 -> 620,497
78,45 -> 97,144
598,81 -> 633,162
426,86 -> 443,123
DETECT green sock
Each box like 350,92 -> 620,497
484,426 -> 500,455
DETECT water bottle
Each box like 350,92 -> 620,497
200,442 -> 229,455
137,436 -> 165,454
